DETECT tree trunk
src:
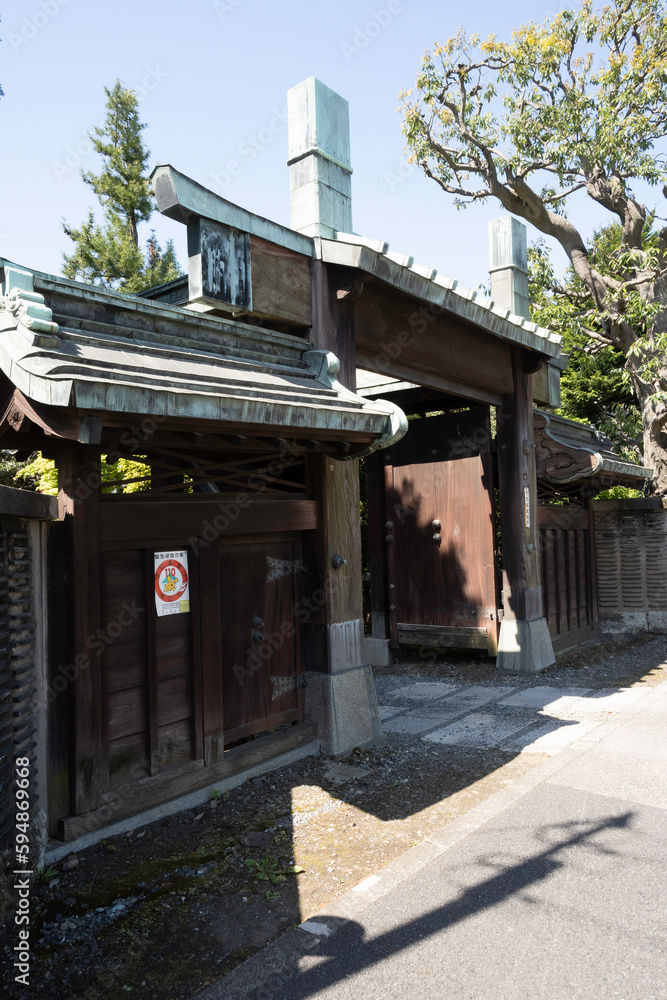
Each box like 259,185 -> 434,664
638,390 -> 667,496
128,211 -> 138,249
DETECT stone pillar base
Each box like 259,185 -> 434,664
304,664 -> 385,756
363,636 -> 393,667
496,617 -> 555,674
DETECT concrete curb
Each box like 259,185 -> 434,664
194,677 -> 667,999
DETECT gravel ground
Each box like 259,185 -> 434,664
2,631 -> 666,1000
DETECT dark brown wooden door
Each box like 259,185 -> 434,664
219,535 -> 304,744
384,408 -> 499,653
102,547 -> 200,787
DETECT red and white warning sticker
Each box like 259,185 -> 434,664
154,550 -> 190,616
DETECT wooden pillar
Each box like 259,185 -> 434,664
365,451 -> 389,640
57,443 -> 106,813
307,261 -> 364,672
496,349 -> 554,672
303,261 -> 382,752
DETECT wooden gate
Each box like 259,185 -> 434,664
98,502 -> 309,791
378,407 -> 499,654
538,504 -> 599,650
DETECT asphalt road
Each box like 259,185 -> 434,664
200,675 -> 667,1000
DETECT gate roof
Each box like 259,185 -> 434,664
0,262 -> 406,456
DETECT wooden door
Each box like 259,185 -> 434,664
384,407 -> 499,653
219,534 -> 304,745
102,546 -> 200,787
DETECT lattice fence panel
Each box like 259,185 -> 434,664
593,503 -> 667,631
0,526 -> 37,846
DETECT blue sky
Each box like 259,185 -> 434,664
0,0 -> 656,291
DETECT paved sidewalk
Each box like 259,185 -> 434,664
198,672 -> 667,999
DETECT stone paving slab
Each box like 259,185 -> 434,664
424,712 -> 531,748
376,705 -> 403,720
436,684 -> 516,713
382,713 -> 457,735
384,681 -> 460,701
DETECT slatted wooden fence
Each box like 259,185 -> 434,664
592,499 -> 667,633
538,504 -> 599,650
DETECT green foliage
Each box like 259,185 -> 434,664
35,865 -> 58,882
0,451 -> 41,490
401,0 -> 667,210
402,0 -> 667,490
528,232 -> 643,460
15,453 -> 152,495
62,80 -> 181,293
594,484 -> 644,499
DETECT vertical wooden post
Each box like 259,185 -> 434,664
307,261 -> 364,672
303,261 -> 383,753
496,349 -> 554,672
365,451 -> 389,640
57,443 -> 106,813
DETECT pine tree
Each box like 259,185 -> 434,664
62,80 -> 180,293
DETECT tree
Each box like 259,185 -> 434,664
63,80 -> 180,293
529,228 -> 642,463
401,0 -> 667,494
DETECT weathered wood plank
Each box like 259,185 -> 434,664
396,623 -> 489,649
249,234 -> 311,327
199,543 -> 224,764
107,686 -> 146,742
157,718 -> 193,769
106,640 -> 147,693
100,499 -> 318,544
57,721 -> 318,841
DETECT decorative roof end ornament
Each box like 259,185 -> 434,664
2,266 -> 59,342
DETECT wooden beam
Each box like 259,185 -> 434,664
354,281 -> 513,398
99,499 -> 317,544
396,623 -> 489,649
